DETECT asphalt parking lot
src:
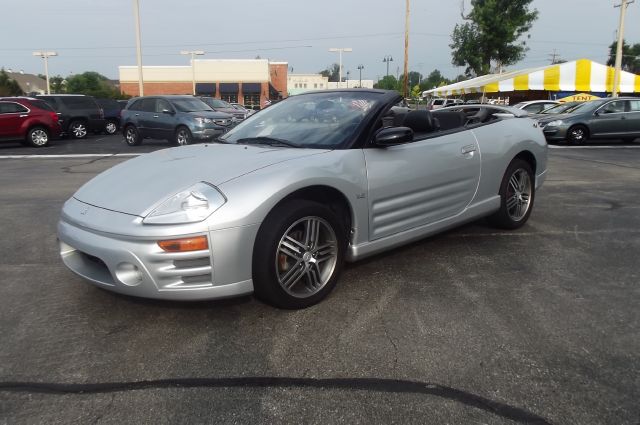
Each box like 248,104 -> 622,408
0,135 -> 639,424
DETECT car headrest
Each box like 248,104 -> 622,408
402,110 -> 437,133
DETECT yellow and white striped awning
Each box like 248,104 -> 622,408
425,59 -> 640,97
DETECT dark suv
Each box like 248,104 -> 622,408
0,97 -> 62,147
36,94 -> 105,139
121,96 -> 234,146
95,98 -> 126,135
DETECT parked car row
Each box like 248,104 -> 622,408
0,94 -> 127,147
536,97 -> 640,144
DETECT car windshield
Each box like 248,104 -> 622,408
220,92 -> 381,148
203,98 -> 231,108
539,102 -> 580,114
565,101 -> 602,114
172,98 -> 213,112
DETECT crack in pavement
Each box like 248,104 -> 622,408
0,376 -> 554,424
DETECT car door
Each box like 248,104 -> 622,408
364,130 -> 481,240
137,98 -> 157,138
0,102 -> 29,138
152,98 -> 177,140
590,100 -> 627,137
626,100 -> 640,137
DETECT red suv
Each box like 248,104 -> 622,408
0,97 -> 62,147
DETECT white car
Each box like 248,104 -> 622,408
512,100 -> 560,114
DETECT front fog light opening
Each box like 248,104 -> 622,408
115,262 -> 143,286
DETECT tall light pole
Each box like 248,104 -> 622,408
328,47 -> 352,87
612,0 -> 633,97
357,64 -> 364,88
181,50 -> 205,95
133,0 -> 144,96
32,51 -> 57,94
346,71 -> 351,88
383,55 -> 393,78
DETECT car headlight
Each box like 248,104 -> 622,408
143,182 -> 226,224
194,117 -> 213,124
546,120 -> 563,127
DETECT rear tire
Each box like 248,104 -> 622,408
487,159 -> 535,230
567,125 -> 588,145
252,199 -> 346,309
26,127 -> 50,147
105,120 -> 118,135
68,120 -> 88,139
174,126 -> 192,146
124,125 -> 142,146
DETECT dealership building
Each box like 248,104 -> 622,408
119,59 -> 288,109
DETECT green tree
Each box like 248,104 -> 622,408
450,0 -> 538,76
398,71 -> 423,89
319,63 -> 341,82
0,69 -> 23,96
410,84 -> 422,100
49,75 -> 66,94
65,71 -> 122,98
607,40 -> 640,74
419,69 -> 451,91
373,75 -> 400,91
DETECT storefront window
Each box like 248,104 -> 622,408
244,94 -> 260,110
221,94 -> 238,103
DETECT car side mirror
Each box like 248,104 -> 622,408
373,127 -> 414,147
162,109 -> 175,115
594,111 -> 600,116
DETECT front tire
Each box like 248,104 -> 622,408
252,200 -> 346,309
174,126 -> 192,146
26,127 -> 50,147
124,125 -> 142,146
68,120 -> 88,139
567,125 -> 588,145
488,159 -> 535,230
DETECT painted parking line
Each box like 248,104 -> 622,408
549,145 -> 640,149
0,153 -> 142,159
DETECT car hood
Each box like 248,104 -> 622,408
73,144 -> 329,217
186,110 -> 232,118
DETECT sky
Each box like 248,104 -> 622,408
2,0 -> 639,81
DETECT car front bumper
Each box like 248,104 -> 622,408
542,125 -> 569,141
57,200 -> 258,301
192,127 -> 228,140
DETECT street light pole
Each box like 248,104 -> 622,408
133,0 -> 144,96
403,0 -> 410,100
32,51 -> 57,94
346,71 -> 350,88
612,0 -> 633,97
383,55 -> 393,78
329,47 -> 352,87
181,50 -> 205,95
357,64 -> 364,88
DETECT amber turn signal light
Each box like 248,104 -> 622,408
158,236 -> 208,252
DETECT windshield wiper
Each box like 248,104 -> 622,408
236,137 -> 300,148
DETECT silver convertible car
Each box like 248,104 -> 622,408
58,90 -> 547,309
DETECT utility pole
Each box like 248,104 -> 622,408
613,0 -> 633,97
32,51 -> 57,94
133,0 -> 144,96
403,0 -> 410,99
329,48 -> 352,87
181,50 -> 205,95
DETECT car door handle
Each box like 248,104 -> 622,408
153,115 -> 159,118
461,144 -> 477,155
135,113 -> 140,116
19,114 -> 28,118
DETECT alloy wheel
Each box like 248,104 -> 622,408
506,168 -> 532,221
569,127 -> 585,143
31,129 -> 48,146
71,122 -> 87,138
105,122 -> 117,134
275,216 -> 338,298
125,128 -> 137,144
